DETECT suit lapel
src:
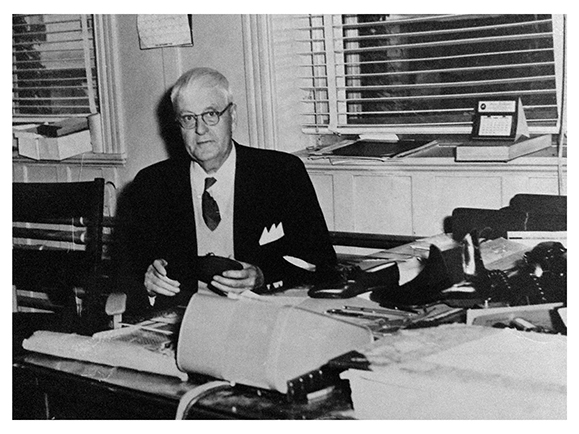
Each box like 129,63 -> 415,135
170,158 -> 198,254
233,143 -> 259,259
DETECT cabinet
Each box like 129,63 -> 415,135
303,153 -> 566,237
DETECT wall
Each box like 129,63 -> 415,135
13,14 -> 567,234
13,14 -> 251,203
115,14 -> 250,188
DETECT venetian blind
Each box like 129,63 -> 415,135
299,14 -> 562,135
12,14 -> 99,121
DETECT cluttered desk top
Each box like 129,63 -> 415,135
14,233 -> 567,420
14,351 -> 354,420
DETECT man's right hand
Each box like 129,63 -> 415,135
144,259 -> 181,297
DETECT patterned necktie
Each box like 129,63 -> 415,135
202,177 -> 221,231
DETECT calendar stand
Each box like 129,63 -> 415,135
471,98 -> 530,142
457,98 -> 550,162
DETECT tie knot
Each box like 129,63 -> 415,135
204,177 -> 217,191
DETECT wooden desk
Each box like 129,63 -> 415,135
11,234 -> 447,420
13,314 -> 354,420
13,352 -> 355,420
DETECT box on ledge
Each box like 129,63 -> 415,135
455,134 -> 552,162
14,127 -> 92,161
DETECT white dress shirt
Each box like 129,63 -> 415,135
150,145 -> 237,305
190,145 -> 237,295
190,144 -> 236,258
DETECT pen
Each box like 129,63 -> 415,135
410,245 -> 430,251
365,261 -> 397,272
365,252 -> 416,259
326,308 -> 410,321
362,257 -> 406,262
207,283 -> 227,297
326,309 -> 372,318
342,305 -> 417,317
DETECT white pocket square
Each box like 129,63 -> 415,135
259,222 -> 284,246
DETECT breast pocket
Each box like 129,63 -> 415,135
258,222 -> 285,246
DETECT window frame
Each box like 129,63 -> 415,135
299,14 -> 566,138
12,14 -> 126,164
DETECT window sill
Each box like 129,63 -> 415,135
12,151 -> 126,166
299,146 -> 566,173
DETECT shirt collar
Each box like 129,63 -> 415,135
191,142 -> 237,189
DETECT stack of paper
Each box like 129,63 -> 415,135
342,324 -> 566,419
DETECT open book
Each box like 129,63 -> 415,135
311,138 -> 438,160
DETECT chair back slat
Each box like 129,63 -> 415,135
13,227 -> 87,245
13,180 -> 104,222
12,178 -> 105,318
13,179 -> 104,262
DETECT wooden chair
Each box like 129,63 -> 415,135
12,178 -> 105,331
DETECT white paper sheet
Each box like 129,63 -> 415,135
137,15 -> 193,49
423,328 -> 566,386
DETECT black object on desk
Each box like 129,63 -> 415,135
194,254 -> 243,297
331,140 -> 432,158
451,193 -> 566,241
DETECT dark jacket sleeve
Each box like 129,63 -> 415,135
280,155 -> 338,277
110,160 -> 198,314
110,171 -> 156,314
233,147 -> 338,289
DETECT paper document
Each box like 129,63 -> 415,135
137,15 -> 193,49
423,328 -> 566,386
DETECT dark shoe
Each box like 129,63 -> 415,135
370,244 -> 453,308
308,262 -> 400,299
307,279 -> 367,298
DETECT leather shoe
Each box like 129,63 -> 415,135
370,244 -> 453,308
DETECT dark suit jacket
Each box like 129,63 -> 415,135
113,142 -> 337,313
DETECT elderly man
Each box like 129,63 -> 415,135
114,67 -> 337,313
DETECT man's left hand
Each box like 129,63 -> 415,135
210,260 -> 265,295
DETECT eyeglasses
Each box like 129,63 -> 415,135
176,102 -> 233,129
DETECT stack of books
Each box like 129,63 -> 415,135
455,134 -> 552,162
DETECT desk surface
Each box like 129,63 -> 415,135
13,310 -> 355,420
7,234 -> 482,420
14,351 -> 355,420
13,234 -> 564,420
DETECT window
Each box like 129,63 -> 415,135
12,14 -> 124,160
13,15 -> 98,117
299,14 -> 566,136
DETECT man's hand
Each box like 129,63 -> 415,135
144,259 -> 181,297
210,260 -> 265,295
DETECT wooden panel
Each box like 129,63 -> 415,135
12,164 -> 27,182
309,173 -> 335,230
351,174 -> 413,235
426,174 -> 503,236
305,157 -> 565,238
436,175 -> 503,210
18,165 -> 60,183
527,176 -> 562,195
